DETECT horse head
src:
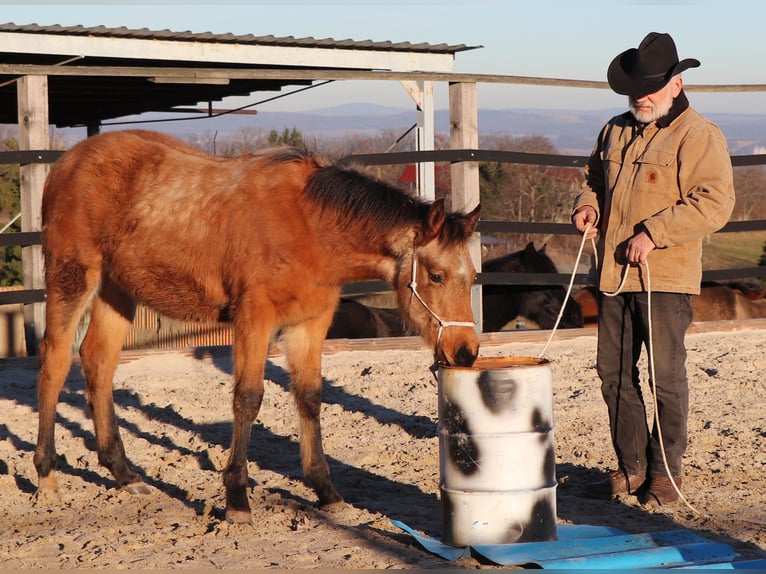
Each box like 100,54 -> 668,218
482,242 -> 583,331
395,199 -> 481,367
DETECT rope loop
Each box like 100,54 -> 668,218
540,224 -> 701,515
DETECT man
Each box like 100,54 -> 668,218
572,32 -> 735,505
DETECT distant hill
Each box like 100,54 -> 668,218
88,103 -> 766,156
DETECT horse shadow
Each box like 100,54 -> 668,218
195,347 -> 437,440
0,351 -> 442,527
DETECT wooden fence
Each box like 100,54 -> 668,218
1,137 -> 765,354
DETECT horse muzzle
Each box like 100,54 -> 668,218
435,330 -> 479,367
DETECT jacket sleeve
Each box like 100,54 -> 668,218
572,125 -> 606,222
642,124 -> 735,248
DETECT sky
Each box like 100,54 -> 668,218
2,1 -> 766,115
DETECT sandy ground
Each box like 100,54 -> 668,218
1,321 -> 765,570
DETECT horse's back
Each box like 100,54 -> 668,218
42,131 -> 323,322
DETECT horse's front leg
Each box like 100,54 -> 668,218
282,309 -> 344,508
223,316 -> 272,524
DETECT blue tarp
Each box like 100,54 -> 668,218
392,520 -> 764,569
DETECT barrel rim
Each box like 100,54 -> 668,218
440,483 -> 558,495
439,356 -> 551,371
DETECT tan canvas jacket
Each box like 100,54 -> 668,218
573,92 -> 735,294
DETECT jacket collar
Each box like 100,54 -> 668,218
621,89 -> 690,129
656,89 -> 689,127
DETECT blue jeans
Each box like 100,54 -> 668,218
596,291 -> 693,477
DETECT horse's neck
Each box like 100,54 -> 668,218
322,226 -> 411,285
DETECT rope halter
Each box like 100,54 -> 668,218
407,248 -> 476,351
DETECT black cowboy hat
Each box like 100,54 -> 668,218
607,32 -> 700,97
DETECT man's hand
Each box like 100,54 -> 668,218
625,230 -> 655,265
572,206 -> 598,240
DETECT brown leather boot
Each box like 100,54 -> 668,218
640,475 -> 682,506
584,469 -> 646,500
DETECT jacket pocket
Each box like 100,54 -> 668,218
635,148 -> 677,204
603,147 -> 624,192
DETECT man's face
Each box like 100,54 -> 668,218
629,75 -> 683,123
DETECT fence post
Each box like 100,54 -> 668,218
448,81 -> 483,330
401,80 -> 436,201
17,74 -> 49,355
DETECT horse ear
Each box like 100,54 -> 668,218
418,198 -> 447,245
462,203 -> 481,234
540,243 -> 547,254
524,242 -> 536,255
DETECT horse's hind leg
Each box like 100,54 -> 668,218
34,264 -> 100,494
79,281 -> 148,493
282,310 -> 344,509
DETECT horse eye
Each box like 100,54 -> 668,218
429,272 -> 444,284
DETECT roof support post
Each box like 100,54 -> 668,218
401,80 -> 435,201
17,74 -> 49,355
448,81 -> 482,330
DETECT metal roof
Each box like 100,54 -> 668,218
0,22 -> 473,55
0,22 -> 479,129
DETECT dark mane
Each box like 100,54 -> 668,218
253,145 -> 321,166
305,164 -> 474,246
305,164 -> 421,231
439,209 -> 479,245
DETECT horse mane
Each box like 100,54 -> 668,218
250,145 -> 325,167
304,163 -> 472,245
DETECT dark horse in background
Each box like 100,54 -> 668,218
35,130 -> 481,523
327,241 -> 584,337
481,242 -> 583,332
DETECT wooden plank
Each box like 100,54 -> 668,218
4,63 -> 766,93
449,81 -> 482,328
0,150 -> 63,165
0,231 -> 42,247
17,74 -> 49,354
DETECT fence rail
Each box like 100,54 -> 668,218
2,147 -> 765,308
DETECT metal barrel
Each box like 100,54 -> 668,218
438,356 -> 557,546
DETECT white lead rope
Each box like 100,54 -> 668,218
538,228 -> 592,359
601,253 -> 700,513
543,225 -> 700,514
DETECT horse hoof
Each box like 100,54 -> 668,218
318,498 -> 346,513
123,482 -> 152,495
37,474 -> 60,494
225,508 -> 253,525
33,487 -> 62,505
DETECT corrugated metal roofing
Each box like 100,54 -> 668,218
0,21 -> 479,127
0,22 -> 475,55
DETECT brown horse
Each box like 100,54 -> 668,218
35,130 -> 480,523
575,281 -> 766,325
691,281 -> 766,321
